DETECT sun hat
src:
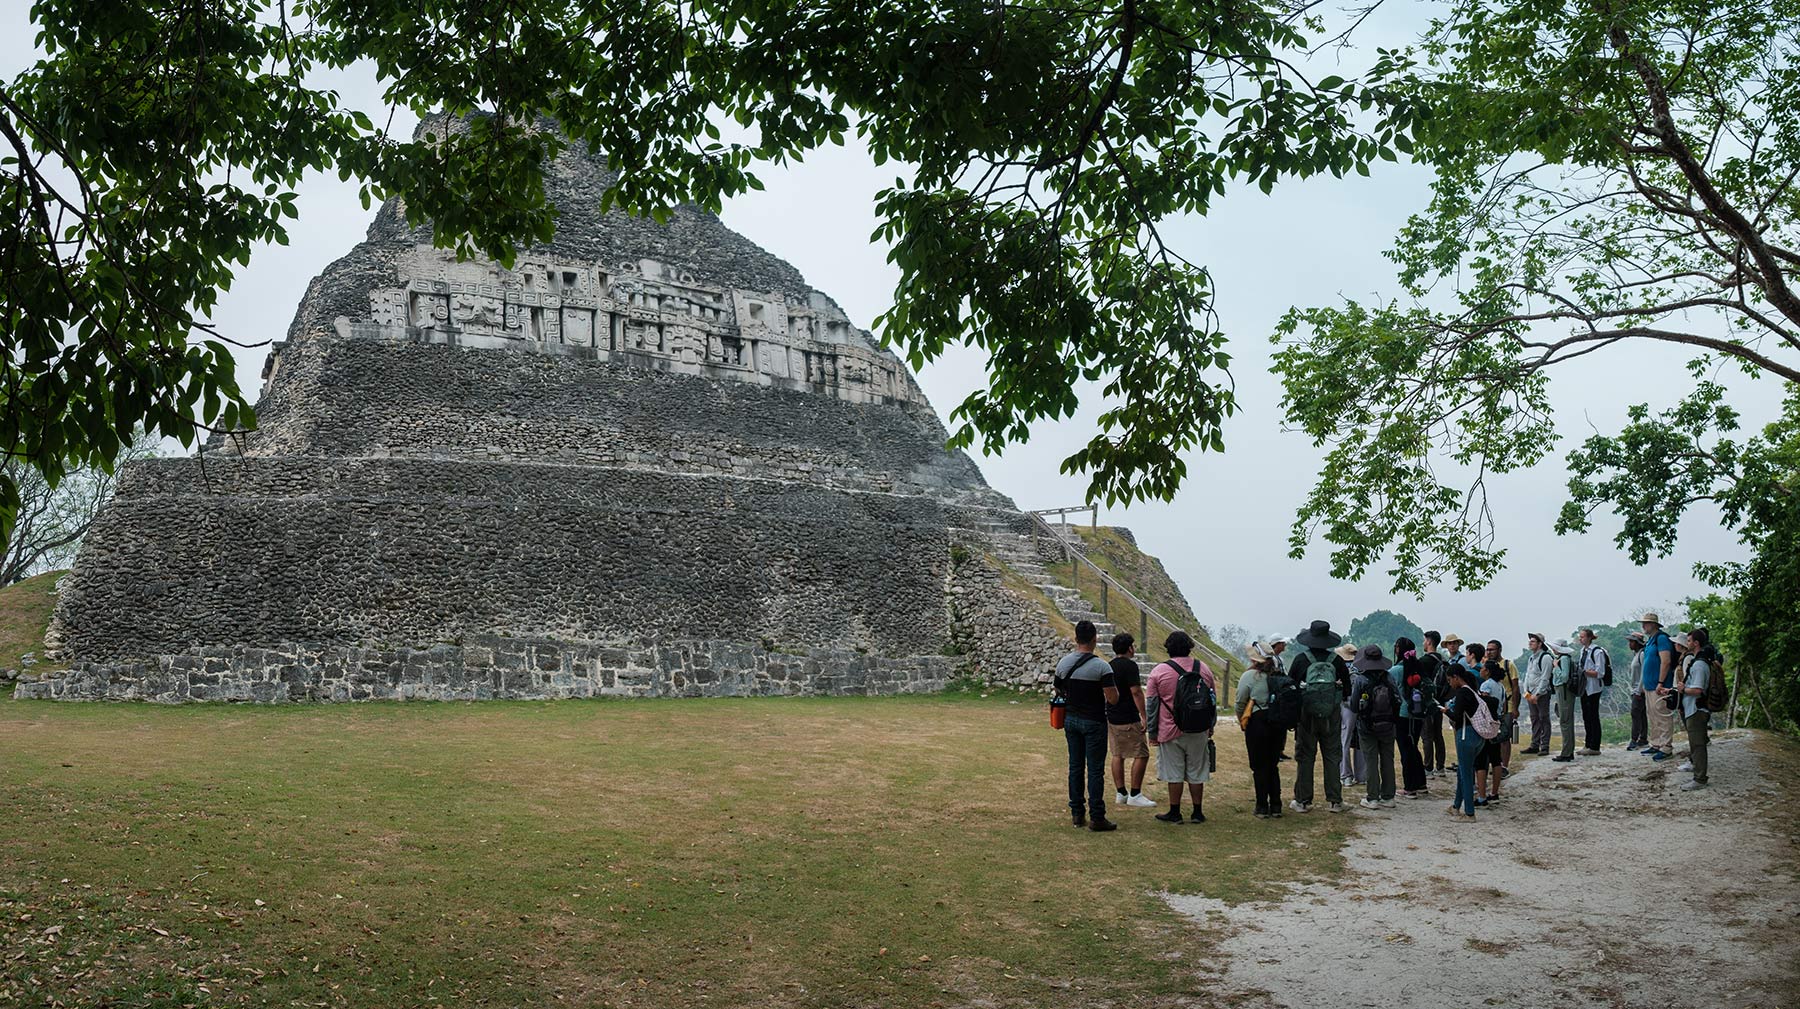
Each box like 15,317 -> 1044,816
1551,638 -> 1572,652
1246,643 -> 1272,667
1640,612 -> 1663,626
1627,630 -> 1646,643
1441,633 -> 1464,649
1294,620 -> 1341,650
1335,643 -> 1358,661
1352,643 -> 1389,671
1670,631 -> 1690,649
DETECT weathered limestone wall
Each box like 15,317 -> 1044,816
46,457 -> 965,665
18,637 -> 955,703
945,539 -> 1068,688
239,339 -> 1002,505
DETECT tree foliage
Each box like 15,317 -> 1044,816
2,0 -> 1411,541
1344,608 -> 1422,650
1272,0 -> 1800,595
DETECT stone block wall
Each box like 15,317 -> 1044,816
17,636 -> 956,703
237,338 -> 1004,506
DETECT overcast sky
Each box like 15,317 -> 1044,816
5,4 -> 1783,646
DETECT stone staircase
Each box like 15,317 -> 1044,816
969,515 -> 1119,644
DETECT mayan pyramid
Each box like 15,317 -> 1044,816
22,119 -> 1158,702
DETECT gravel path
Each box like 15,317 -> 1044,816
1165,730 -> 1800,1009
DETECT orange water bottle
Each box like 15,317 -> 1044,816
1050,692 -> 1067,729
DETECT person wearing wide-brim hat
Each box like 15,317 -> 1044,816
1639,613 -> 1679,760
1237,644 -> 1283,818
1625,631 -> 1650,751
1350,644 -> 1400,809
1548,636 -> 1584,762
1334,643 -> 1365,788
1282,621 -> 1353,814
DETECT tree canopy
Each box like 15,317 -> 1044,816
2,0 -> 1410,541
1272,0 -> 1800,597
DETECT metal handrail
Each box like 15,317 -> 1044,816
1021,510 -> 1230,672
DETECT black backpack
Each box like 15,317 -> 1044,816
1172,662 -> 1218,734
1360,671 -> 1398,737
1266,667 -> 1303,730
1411,655 -> 1441,716
1592,645 -> 1613,687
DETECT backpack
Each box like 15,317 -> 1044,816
1359,672 -> 1398,737
1410,656 -> 1440,716
1266,666 -> 1304,731
1592,645 -> 1613,688
1170,661 -> 1218,734
1468,690 -> 1500,740
1701,653 -> 1729,714
1299,649 -> 1339,719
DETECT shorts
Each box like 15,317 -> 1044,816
1477,739 -> 1503,770
1108,722 -> 1149,761
1156,732 -> 1212,784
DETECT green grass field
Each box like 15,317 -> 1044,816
1,694 -> 1350,1008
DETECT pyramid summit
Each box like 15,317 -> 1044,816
22,122 -> 1122,702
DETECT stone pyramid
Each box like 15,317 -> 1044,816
23,120 -> 1084,702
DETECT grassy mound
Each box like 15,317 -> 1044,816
1043,527 -> 1237,673
0,570 -> 62,684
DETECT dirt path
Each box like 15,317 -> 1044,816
1166,730 -> 1800,1009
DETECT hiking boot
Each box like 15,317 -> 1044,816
1071,811 -> 1086,827
1651,751 -> 1673,762
1154,810 -> 1184,824
1288,799 -> 1311,814
1327,802 -> 1348,814
1088,815 -> 1119,832
1551,755 -> 1574,762
1680,779 -> 1708,791
1253,804 -> 1269,819
1125,793 -> 1158,808
1359,798 -> 1381,810
1580,748 -> 1602,756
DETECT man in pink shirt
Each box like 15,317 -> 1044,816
1146,630 -> 1217,824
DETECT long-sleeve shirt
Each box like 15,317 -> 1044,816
1523,650 -> 1555,696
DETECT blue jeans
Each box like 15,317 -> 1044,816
1064,714 -> 1109,818
1453,727 -> 1484,815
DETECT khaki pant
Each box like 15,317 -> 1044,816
1685,711 -> 1710,783
1648,692 -> 1677,750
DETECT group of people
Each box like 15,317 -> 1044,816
1054,613 -> 1726,831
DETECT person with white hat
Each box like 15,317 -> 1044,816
1640,613 -> 1678,761
1624,631 -> 1649,750
1577,627 -> 1610,755
1550,637 -> 1582,762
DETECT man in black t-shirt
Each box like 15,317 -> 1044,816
1055,620 -> 1120,831
1107,633 -> 1156,809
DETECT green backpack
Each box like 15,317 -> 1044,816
1301,650 -> 1340,719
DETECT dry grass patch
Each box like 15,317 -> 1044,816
1,696 -> 1346,1008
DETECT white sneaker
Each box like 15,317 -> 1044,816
1359,798 -> 1381,809
1327,802 -> 1348,813
1379,799 -> 1396,808
1288,799 -> 1311,813
1125,793 -> 1157,808
1115,790 -> 1129,805
1680,779 -> 1708,791
1678,762 -> 1694,772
